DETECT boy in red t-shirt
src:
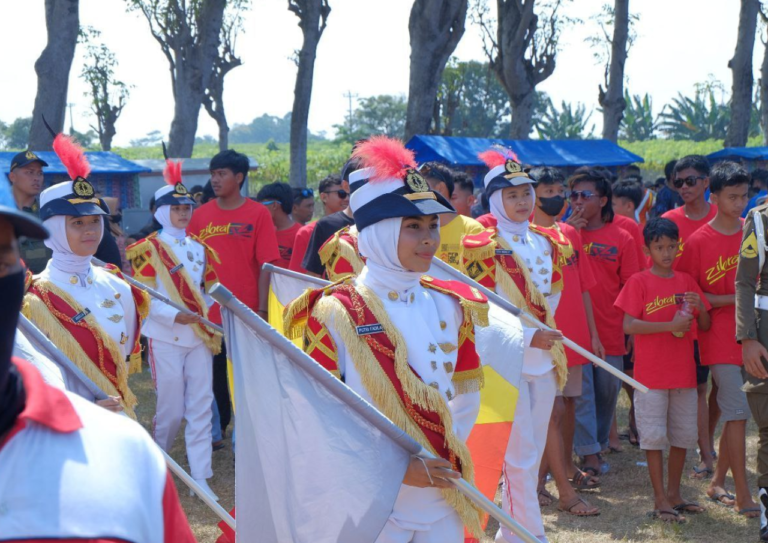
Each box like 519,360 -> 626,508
677,162 -> 759,516
663,155 -> 719,478
187,150 -> 280,437
616,217 -> 711,523
568,168 -> 641,477
531,167 -> 602,516
256,182 -> 302,269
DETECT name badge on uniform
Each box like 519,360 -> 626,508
170,263 -> 184,274
72,308 -> 91,323
356,323 -> 383,336
495,249 -> 514,255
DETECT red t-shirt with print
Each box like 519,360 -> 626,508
662,204 -> 718,267
615,270 -> 711,389
613,214 -> 647,270
580,221 -> 641,356
289,221 -> 317,274
187,198 -> 280,324
541,222 -> 597,366
275,222 -> 303,269
676,222 -> 742,366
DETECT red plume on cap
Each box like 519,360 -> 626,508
163,159 -> 183,186
52,134 -> 91,181
478,145 -> 519,169
351,136 -> 416,182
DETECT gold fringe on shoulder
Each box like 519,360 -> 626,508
312,289 -> 483,536
283,287 -> 316,340
22,286 -> 138,420
459,238 -> 496,264
459,298 -> 489,328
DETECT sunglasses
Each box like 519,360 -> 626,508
569,190 -> 598,201
259,200 -> 276,206
322,189 -> 349,199
673,175 -> 706,189
294,188 -> 314,198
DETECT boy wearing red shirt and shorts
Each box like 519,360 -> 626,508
677,161 -> 759,516
616,217 -> 711,524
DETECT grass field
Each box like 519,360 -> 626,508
130,367 -> 762,543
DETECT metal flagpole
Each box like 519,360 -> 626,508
430,257 -> 649,394
17,314 -> 235,529
210,283 -> 539,543
262,262 -> 334,287
91,257 -> 224,334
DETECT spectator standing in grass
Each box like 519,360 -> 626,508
615,217 -> 711,524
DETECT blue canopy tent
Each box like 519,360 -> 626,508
1,151 -> 151,209
707,147 -> 768,163
406,136 -> 644,169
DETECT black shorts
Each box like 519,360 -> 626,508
695,340 -> 709,385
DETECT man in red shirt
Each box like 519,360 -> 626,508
256,182 -> 303,269
663,155 -> 719,479
568,168 -> 641,476
289,174 -> 348,274
678,162 -> 759,516
187,150 -> 280,437
616,217 -> 711,524
531,167 -> 602,516
0,188 -> 197,542
292,186 -> 316,225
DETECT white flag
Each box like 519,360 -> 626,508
224,307 -> 416,543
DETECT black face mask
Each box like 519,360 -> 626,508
538,195 -> 566,217
0,269 -> 26,437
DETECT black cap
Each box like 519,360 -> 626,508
10,150 -> 48,173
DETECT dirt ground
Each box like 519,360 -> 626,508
131,369 -> 762,543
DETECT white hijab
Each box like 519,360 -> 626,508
43,215 -> 103,275
154,206 -> 187,240
357,217 -> 423,295
490,184 -> 537,238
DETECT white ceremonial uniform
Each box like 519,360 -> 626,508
35,263 -> 136,402
143,230 -> 214,480
495,228 -> 559,543
322,269 -> 480,543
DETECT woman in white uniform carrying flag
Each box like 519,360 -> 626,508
285,136 -> 490,542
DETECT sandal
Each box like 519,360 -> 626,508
706,491 -> 736,506
558,496 -> 600,516
628,425 -> 639,447
538,488 -> 555,507
673,501 -> 704,514
647,509 -> 686,524
689,465 -> 713,480
737,506 -> 761,518
570,469 -> 600,491
581,466 -> 600,478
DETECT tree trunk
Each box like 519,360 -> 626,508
761,38 -> 768,144
166,0 -> 226,158
725,0 -> 759,148
599,0 -> 629,142
28,0 -> 79,150
289,0 -> 330,189
509,91 -> 536,139
404,0 -> 468,141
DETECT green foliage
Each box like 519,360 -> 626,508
113,140 -> 352,191
433,58 -> 510,137
230,113 -> 292,144
619,136 -> 764,171
535,98 -> 594,140
0,117 -> 32,150
657,90 -> 730,141
619,92 -> 656,142
334,95 -> 407,143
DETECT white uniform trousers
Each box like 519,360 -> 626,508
148,338 -> 214,480
496,369 -> 557,543
375,510 -> 463,543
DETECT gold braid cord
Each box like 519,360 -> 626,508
134,239 -> 222,354
22,282 -> 138,419
493,236 -> 568,389
311,288 -> 484,536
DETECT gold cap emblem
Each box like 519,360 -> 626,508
25,150 -> 37,160
505,160 -> 522,174
405,169 -> 429,193
174,183 -> 188,195
73,178 -> 95,197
